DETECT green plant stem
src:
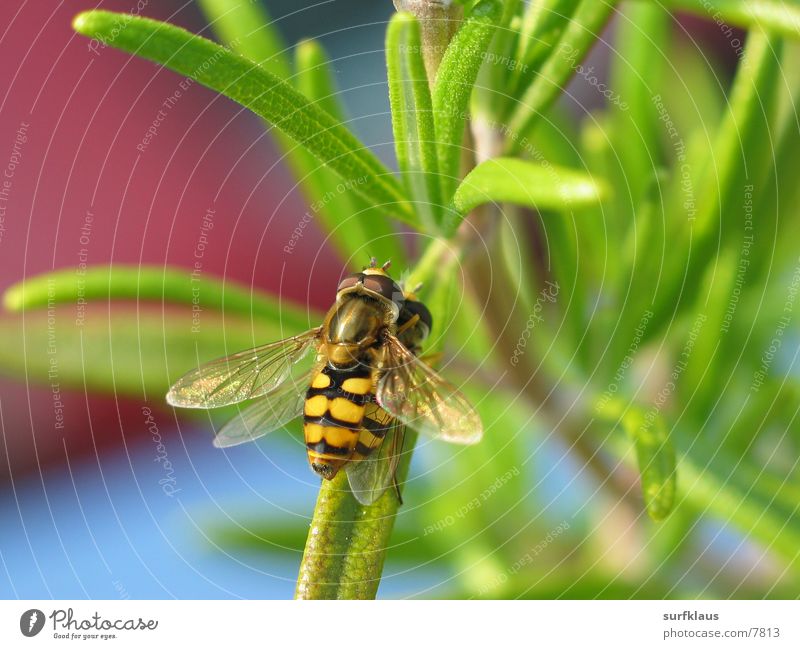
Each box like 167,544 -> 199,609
295,431 -> 417,599
392,0 -> 463,86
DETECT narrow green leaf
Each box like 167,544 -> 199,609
657,35 -> 724,141
471,9 -> 523,123
538,208 -> 585,363
72,11 -> 415,226
0,309 -> 285,398
629,412 -> 676,522
500,0 -> 525,24
696,31 -> 782,246
511,0 -> 580,99
432,0 -> 503,202
694,30 -> 782,246
2,266 -> 314,332
610,2 -> 669,208
497,206 -> 539,321
517,0 -> 578,63
452,157 -> 607,215
386,12 -> 442,228
294,39 -> 345,120
653,0 -> 800,39
746,40 -> 800,281
196,0 -> 290,79
197,6 -> 407,268
601,404 -> 800,572
292,40 -> 408,269
507,0 -> 618,148
600,402 -> 677,521
652,30 -> 782,320
594,4 -> 670,367
678,253 -> 737,413
575,112 -> 638,368
198,2 -> 391,267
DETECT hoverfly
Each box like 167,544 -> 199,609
166,259 -> 482,505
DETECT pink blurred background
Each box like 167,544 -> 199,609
0,0 -> 372,477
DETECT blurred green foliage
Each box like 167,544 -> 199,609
2,0 -> 799,598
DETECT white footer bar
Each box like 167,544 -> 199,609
1,600 -> 797,648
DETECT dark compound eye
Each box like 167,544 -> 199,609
402,299 -> 433,333
362,274 -> 401,301
336,272 -> 405,307
336,274 -> 362,293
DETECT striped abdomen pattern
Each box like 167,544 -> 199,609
302,364 -> 369,477
304,364 -> 393,478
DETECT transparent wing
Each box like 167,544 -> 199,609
346,420 -> 405,505
376,336 -> 483,444
166,327 -> 322,409
213,370 -> 311,448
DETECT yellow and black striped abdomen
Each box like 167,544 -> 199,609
352,402 -> 394,461
304,364 -> 372,479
